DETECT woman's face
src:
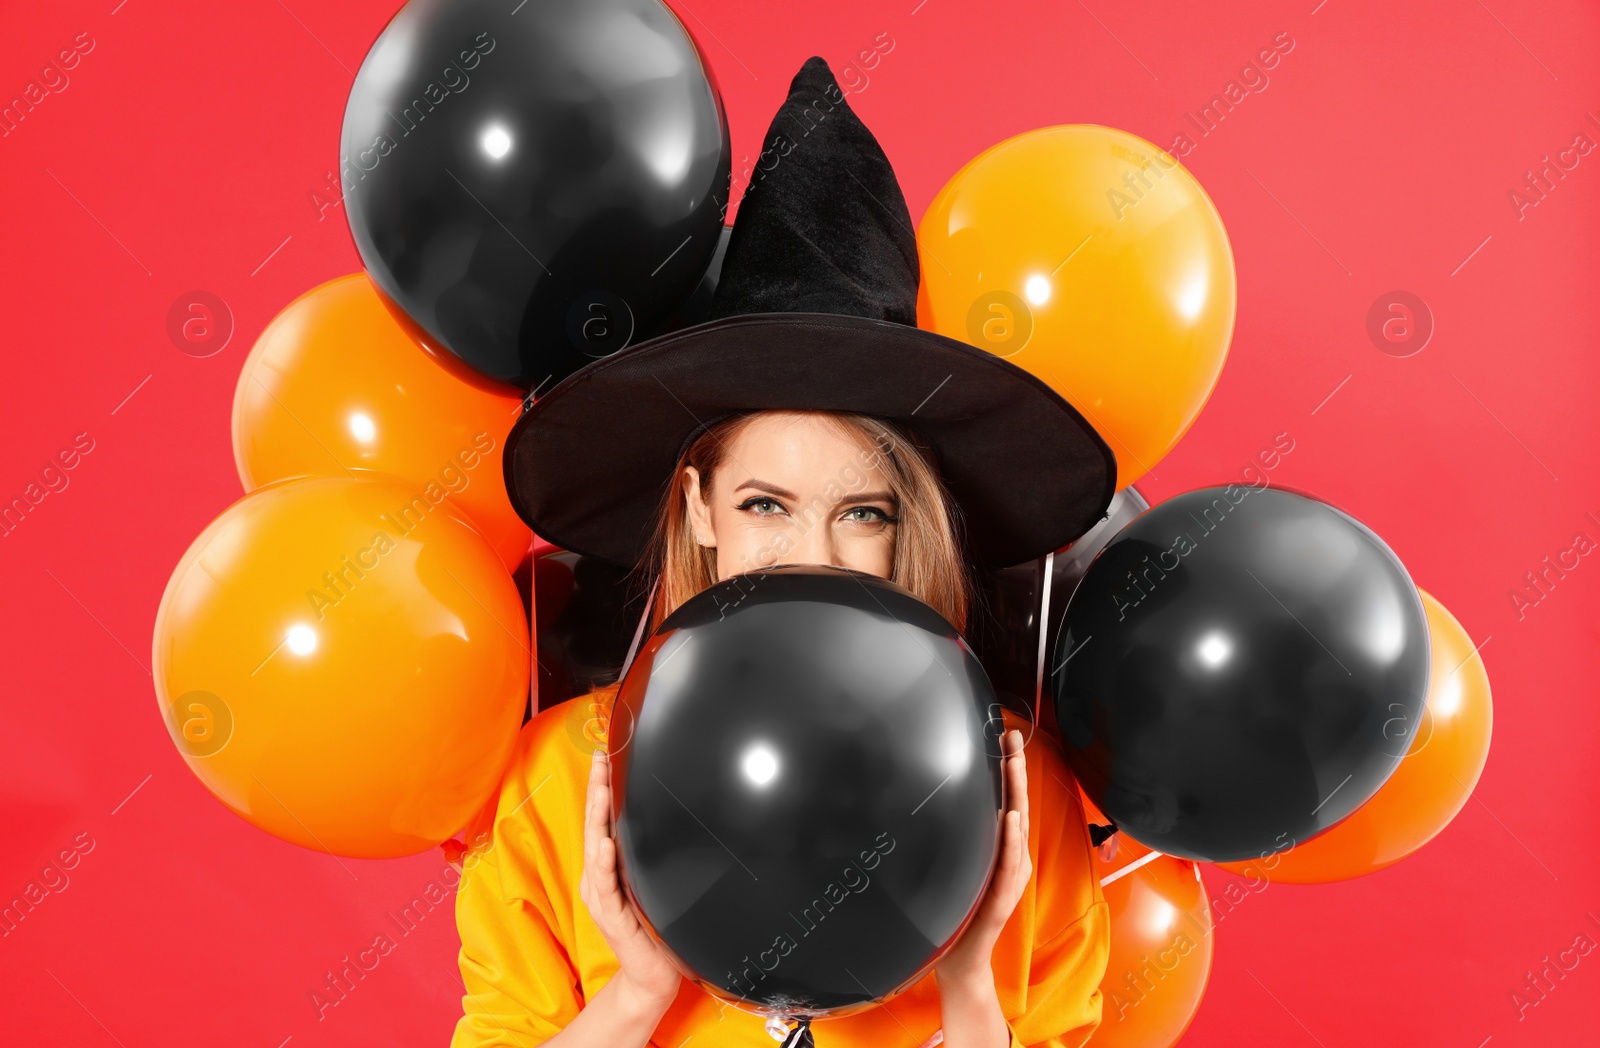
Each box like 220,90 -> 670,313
682,411 -> 898,581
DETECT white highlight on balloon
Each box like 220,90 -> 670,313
1356,588 -> 1407,665
481,124 -> 513,160
1142,896 -> 1179,939
348,412 -> 376,444
640,123 -> 691,185
933,724 -> 974,781
1024,274 -> 1052,305
1176,267 -> 1208,320
740,742 -> 780,788
1433,670 -> 1462,719
286,624 -> 318,657
1196,631 -> 1232,669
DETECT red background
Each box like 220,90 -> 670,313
2,0 -> 1598,1044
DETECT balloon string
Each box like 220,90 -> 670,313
780,1018 -> 815,1048
618,575 -> 659,680
1033,550 -> 1056,727
1099,847 -> 1165,888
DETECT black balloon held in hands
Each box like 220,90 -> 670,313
609,566 -> 1004,1018
1053,485 -> 1431,863
341,0 -> 732,388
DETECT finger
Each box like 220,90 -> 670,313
583,753 -> 610,904
1007,743 -> 1032,892
583,762 -> 601,869
587,833 -> 618,926
580,840 -> 595,912
585,753 -> 609,845
989,810 -> 1023,895
587,750 -> 608,820
1000,809 -> 1030,906
1004,731 -> 1028,816
585,750 -> 601,820
976,809 -> 1024,928
1016,748 -> 1030,844
592,790 -> 620,908
596,836 -> 635,930
593,746 -> 609,783
1014,803 -> 1032,874
591,833 -> 613,911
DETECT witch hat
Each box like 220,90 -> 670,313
503,57 -> 1115,570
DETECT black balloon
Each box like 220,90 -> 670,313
610,566 -> 1003,1018
1052,485 -> 1430,863
341,0 -> 732,389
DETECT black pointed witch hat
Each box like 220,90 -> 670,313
503,57 -> 1115,570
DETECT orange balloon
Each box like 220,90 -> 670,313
917,126 -> 1235,489
233,273 -> 531,571
152,475 -> 531,858
1089,855 -> 1214,1048
1216,588 -> 1493,883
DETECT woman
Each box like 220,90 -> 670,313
453,57 -> 1117,1048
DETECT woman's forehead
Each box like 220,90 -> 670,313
717,412 -> 887,485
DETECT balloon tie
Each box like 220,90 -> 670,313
1088,820 -> 1118,847
767,1016 -> 814,1047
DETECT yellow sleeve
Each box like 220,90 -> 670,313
1002,899 -> 1111,1048
450,712 -> 588,1047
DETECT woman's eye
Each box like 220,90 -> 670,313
738,497 -> 784,516
844,506 -> 896,524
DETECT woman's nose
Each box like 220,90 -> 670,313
791,519 -> 843,569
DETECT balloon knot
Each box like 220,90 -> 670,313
765,1016 -> 814,1047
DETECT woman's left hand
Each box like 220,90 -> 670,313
932,727 -> 1030,1046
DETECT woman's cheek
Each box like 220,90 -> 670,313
838,531 -> 895,579
728,527 -> 790,572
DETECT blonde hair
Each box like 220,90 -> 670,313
633,411 -> 971,634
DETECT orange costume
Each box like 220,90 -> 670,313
450,685 -> 1110,1048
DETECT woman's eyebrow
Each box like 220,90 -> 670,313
837,490 -> 896,506
732,479 -> 798,499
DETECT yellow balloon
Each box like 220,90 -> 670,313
233,274 -> 530,572
152,475 -> 530,859
917,125 -> 1236,490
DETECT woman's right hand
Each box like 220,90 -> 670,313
580,748 -> 683,1015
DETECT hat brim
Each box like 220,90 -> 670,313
503,312 -> 1117,570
